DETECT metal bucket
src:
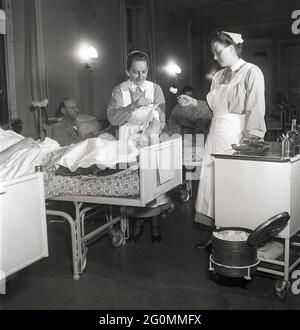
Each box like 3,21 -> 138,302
211,227 -> 259,278
209,212 -> 290,280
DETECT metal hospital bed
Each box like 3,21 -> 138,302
45,137 -> 182,280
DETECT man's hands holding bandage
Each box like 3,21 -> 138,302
177,94 -> 198,107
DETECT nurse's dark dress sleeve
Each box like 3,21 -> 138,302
244,65 -> 266,138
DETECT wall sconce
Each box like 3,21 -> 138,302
77,44 -> 99,114
164,60 -> 182,77
164,60 -> 182,95
85,63 -> 96,72
78,45 -> 99,71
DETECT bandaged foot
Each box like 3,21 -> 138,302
146,119 -> 161,145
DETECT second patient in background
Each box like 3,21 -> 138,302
51,98 -> 102,146
51,98 -> 81,146
168,85 -> 206,135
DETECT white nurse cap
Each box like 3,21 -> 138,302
222,31 -> 244,44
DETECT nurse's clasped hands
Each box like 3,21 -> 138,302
136,96 -> 152,107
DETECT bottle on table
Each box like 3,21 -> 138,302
281,135 -> 290,158
287,119 -> 300,156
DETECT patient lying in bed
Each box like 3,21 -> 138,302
0,126 -> 139,183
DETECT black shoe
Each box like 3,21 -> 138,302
151,226 -> 162,243
129,219 -> 144,242
195,237 -> 212,250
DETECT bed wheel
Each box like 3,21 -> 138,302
213,272 -> 222,284
274,280 -> 290,301
161,202 -> 175,218
180,189 -> 190,202
167,201 -> 175,213
161,211 -> 168,218
109,229 -> 125,248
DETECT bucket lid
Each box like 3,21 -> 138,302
247,212 -> 290,246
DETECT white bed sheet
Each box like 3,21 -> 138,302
0,129 -> 59,181
56,138 -> 139,171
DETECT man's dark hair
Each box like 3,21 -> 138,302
182,85 -> 194,94
56,98 -> 72,117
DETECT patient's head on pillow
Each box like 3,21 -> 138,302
76,114 -> 101,139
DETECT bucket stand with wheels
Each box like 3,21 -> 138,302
208,212 -> 291,300
209,255 -> 260,280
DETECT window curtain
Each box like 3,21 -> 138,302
24,0 -> 48,137
0,8 -> 5,34
146,0 -> 156,82
187,20 -> 193,86
0,33 -> 8,125
24,0 -> 48,105
1,1 -> 15,126
0,4 -> 8,124
119,0 -> 128,80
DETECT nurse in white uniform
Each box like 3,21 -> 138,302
107,51 -> 168,243
178,31 -> 266,249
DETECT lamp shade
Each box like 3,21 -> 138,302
165,61 -> 181,76
0,9 -> 5,34
78,45 -> 98,63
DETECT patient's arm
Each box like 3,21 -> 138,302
0,138 -> 39,165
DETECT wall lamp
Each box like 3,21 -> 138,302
164,60 -> 182,77
76,44 -> 99,114
164,60 -> 181,95
78,45 -> 99,71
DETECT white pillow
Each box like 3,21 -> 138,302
0,128 -> 24,152
76,114 -> 101,139
0,136 -> 60,181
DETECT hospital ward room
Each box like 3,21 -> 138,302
1,0 -> 300,311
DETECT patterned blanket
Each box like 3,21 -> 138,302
42,148 -> 140,199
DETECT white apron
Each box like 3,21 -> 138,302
195,82 -> 245,219
118,81 -> 169,208
119,81 -> 156,141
